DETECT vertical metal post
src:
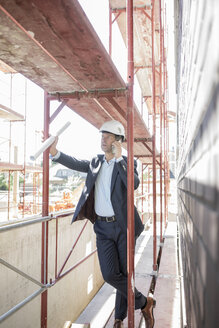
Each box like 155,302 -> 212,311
109,3 -> 112,56
163,63 -> 166,228
23,79 -> 27,218
55,218 -> 58,279
165,5 -> 170,225
7,170 -> 11,220
162,14 -> 167,229
164,4 -> 169,228
141,96 -> 144,222
166,67 -> 169,227
159,0 -> 163,243
148,167 -> 150,213
41,91 -> 50,328
127,0 -> 135,326
33,173 -> 36,214
151,0 -> 157,272
13,146 -> 18,216
9,73 -> 12,163
38,173 -> 40,212
164,48 -> 168,228
141,163 -> 144,221
147,98 -> 150,132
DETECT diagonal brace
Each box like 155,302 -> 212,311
0,257 -> 45,288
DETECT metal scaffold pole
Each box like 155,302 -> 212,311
162,5 -> 167,230
159,0 -> 164,243
163,46 -> 168,228
127,0 -> 135,326
109,2 -> 112,56
41,91 -> 50,328
151,0 -> 157,272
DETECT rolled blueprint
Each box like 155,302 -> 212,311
30,121 -> 71,161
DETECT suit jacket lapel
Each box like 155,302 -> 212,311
90,154 -> 104,187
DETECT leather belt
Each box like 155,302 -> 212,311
97,215 -> 116,222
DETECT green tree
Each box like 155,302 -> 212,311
0,173 -> 8,190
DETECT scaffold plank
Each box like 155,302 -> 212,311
0,0 -> 157,161
0,104 -> 24,121
153,222 -> 181,328
0,162 -> 42,172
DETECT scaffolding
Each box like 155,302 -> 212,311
0,0 -> 172,327
0,71 -> 43,221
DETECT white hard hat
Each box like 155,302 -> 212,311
99,120 -> 125,140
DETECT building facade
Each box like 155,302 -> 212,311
176,0 -> 219,327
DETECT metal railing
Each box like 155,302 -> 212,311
0,211 -> 97,324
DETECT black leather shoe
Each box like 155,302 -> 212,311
141,296 -> 156,328
113,319 -> 124,328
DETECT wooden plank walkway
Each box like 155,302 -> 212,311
152,222 -> 181,328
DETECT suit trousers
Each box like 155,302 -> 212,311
94,219 -> 146,320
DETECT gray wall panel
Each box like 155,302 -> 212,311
176,0 -> 219,326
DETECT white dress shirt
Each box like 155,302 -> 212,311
52,152 -> 123,216
94,157 -> 116,216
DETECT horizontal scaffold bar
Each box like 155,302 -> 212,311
134,137 -> 153,142
123,137 -> 152,143
135,65 -> 160,69
111,5 -> 151,13
0,215 -> 51,232
135,155 -> 160,158
48,88 -> 127,100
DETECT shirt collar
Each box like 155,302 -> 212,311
103,156 -> 116,165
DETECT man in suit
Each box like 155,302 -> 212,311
50,120 -> 156,328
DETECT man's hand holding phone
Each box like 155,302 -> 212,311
112,140 -> 122,159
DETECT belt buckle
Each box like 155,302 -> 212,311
106,216 -> 114,222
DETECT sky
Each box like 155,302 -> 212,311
0,0 -> 176,165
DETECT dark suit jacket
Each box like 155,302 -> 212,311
53,152 -> 144,237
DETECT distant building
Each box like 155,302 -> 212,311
50,163 -> 87,180
50,163 -> 86,191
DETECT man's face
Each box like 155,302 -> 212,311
101,132 -> 116,153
